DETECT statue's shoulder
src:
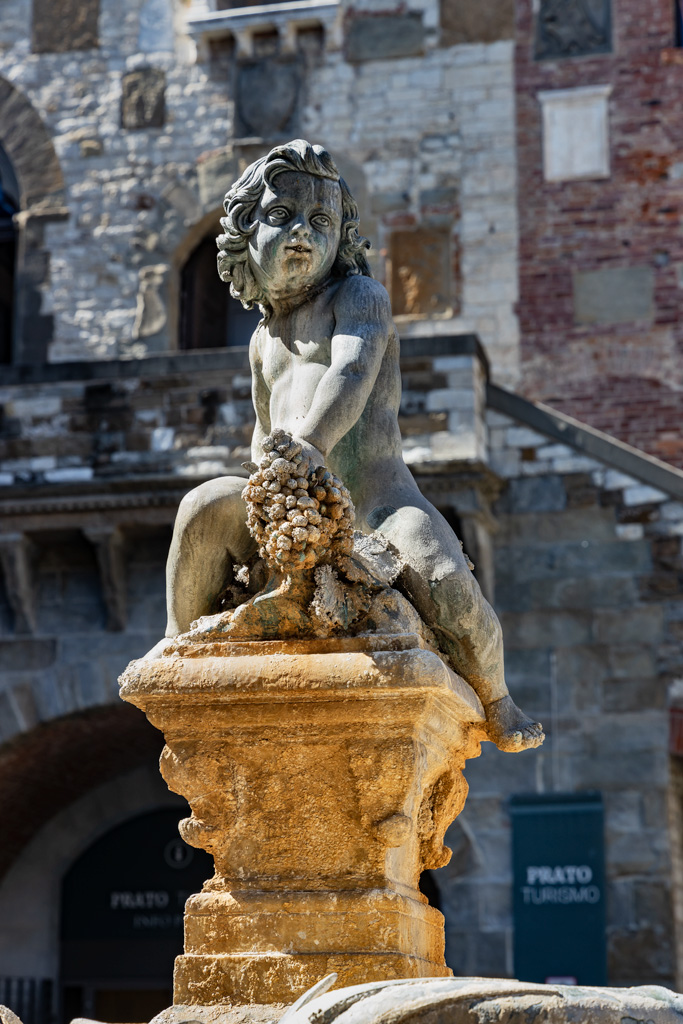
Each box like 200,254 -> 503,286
332,274 -> 392,320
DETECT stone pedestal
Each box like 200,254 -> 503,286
119,633 -> 486,1007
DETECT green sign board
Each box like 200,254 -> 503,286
61,808 -> 213,983
510,792 -> 606,985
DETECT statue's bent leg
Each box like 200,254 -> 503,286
373,500 -> 543,752
166,476 -> 256,636
372,501 -> 505,700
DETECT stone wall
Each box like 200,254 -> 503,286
0,340 -> 489,488
434,406 -> 683,986
0,0 -> 521,383
515,0 -> 683,465
2,338 -> 683,987
0,765 -> 181,978
0,354 -> 254,487
302,26 -> 520,382
1,0 -> 683,992
0,529 -> 167,748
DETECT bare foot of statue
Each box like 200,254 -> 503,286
484,695 -> 544,752
142,636 -> 178,660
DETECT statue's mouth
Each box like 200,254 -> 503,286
285,244 -> 312,254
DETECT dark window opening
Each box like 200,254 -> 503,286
297,24 -> 325,54
676,0 -> 683,45
179,234 -> 262,350
0,142 -> 19,365
252,28 -> 280,57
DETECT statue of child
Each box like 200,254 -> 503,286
165,139 -> 543,754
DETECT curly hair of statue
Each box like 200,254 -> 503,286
216,139 -> 372,314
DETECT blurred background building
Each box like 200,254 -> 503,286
1,0 -> 683,1020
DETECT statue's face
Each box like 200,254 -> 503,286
248,170 -> 343,301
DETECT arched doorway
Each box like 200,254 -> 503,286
179,233 -> 261,349
60,808 -> 213,1024
0,141 -> 19,363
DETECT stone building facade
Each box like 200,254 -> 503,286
2,341 -> 683,1014
1,0 -> 683,1021
443,382 -> 683,987
0,0 -> 520,381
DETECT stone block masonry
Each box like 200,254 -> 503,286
431,403 -> 683,986
303,34 -> 521,384
0,344 -> 488,488
1,342 -> 683,988
0,0 -> 521,385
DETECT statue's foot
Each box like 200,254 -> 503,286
142,636 -> 178,660
484,695 -> 544,752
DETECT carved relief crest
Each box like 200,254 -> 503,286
236,61 -> 301,139
535,0 -> 611,59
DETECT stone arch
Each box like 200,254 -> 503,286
0,76 -> 65,212
0,76 -> 67,362
129,145 -> 275,354
0,703 -> 162,885
130,146 -> 371,355
168,205 -> 224,351
0,763 -> 182,979
134,197 -> 246,353
173,206 -> 262,351
127,181 -> 217,355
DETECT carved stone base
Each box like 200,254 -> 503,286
119,633 -> 486,1007
178,889 -> 449,1003
176,950 -> 449,1006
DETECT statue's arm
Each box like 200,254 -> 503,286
250,332 -> 271,462
298,277 -> 390,457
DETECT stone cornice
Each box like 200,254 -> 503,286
0,334 -> 485,386
0,477 -> 202,530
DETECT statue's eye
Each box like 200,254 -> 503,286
267,207 -> 289,224
312,214 -> 331,228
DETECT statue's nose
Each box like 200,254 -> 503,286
290,216 -> 310,238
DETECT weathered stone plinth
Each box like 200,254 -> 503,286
119,633 -> 486,1007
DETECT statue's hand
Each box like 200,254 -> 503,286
292,436 -> 326,472
260,428 -> 326,472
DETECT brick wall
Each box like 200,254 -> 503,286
515,0 -> 683,467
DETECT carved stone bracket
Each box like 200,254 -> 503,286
0,532 -> 37,634
84,526 -> 127,631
